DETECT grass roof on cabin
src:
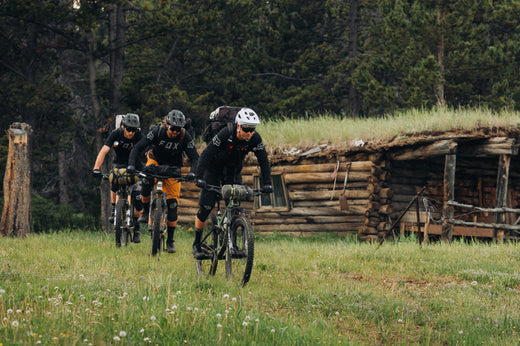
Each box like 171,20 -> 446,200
260,108 -> 520,150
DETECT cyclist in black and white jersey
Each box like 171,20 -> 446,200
93,113 -> 144,243
192,108 -> 273,259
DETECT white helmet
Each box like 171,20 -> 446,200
235,108 -> 260,127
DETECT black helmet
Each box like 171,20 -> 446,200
166,110 -> 186,127
122,113 -> 140,128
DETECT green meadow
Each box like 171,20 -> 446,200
1,229 -> 520,345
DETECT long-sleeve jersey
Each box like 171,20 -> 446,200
128,125 -> 199,172
105,128 -> 144,166
196,125 -> 271,185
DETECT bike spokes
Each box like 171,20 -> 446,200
225,215 -> 255,286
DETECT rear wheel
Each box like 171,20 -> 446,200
196,213 -> 219,277
225,215 -> 254,286
114,199 -> 125,247
151,199 -> 164,256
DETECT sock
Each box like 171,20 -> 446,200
194,228 -> 203,245
167,226 -> 175,244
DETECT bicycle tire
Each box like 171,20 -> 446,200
225,215 -> 254,286
151,199 -> 163,256
196,213 -> 219,277
114,199 -> 125,247
121,200 -> 131,246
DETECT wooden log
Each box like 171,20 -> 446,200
250,207 -> 361,217
289,189 -> 370,201
494,154 -> 510,242
289,181 -> 368,191
379,204 -> 393,214
294,200 -> 368,208
442,154 -> 456,241
379,188 -> 393,199
457,138 -> 519,157
403,223 -> 495,238
367,183 -> 381,194
0,123 -> 32,237
284,171 -> 371,184
242,161 -> 375,175
359,226 -> 378,235
251,222 -> 364,232
388,140 -> 457,160
251,215 -> 364,225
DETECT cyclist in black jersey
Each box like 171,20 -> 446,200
128,109 -> 199,253
192,108 -> 273,259
93,113 -> 145,243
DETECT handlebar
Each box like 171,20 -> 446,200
202,183 -> 266,202
137,171 -> 194,182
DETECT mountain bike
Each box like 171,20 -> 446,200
103,173 -> 140,247
196,184 -> 266,286
138,168 -> 192,256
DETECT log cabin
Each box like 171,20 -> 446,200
178,127 -> 520,241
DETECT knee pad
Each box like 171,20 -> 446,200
167,198 -> 178,222
196,204 -> 213,222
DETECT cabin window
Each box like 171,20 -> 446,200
254,174 -> 289,210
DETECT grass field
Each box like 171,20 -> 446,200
1,228 -> 520,345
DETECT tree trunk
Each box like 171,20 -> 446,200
86,29 -> 111,230
109,4 -> 126,116
0,123 -> 32,237
58,151 -> 69,205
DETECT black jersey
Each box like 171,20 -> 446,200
105,128 -> 144,165
196,125 -> 271,184
129,125 -> 199,172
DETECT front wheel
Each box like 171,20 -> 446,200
151,199 -> 164,256
225,215 -> 254,286
196,213 -> 219,277
114,199 -> 126,247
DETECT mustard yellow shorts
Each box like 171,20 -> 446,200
145,158 -> 181,200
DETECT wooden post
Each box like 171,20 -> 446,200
442,154 -> 456,241
493,154 -> 510,242
0,123 -> 32,237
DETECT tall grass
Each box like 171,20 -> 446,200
1,229 -> 520,344
260,107 -> 520,146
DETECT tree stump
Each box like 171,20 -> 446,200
0,123 -> 32,237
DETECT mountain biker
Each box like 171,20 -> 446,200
127,109 -> 198,253
92,113 -> 145,243
192,107 -> 273,259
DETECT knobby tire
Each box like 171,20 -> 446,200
196,213 -> 219,277
114,199 -> 126,247
225,215 -> 254,286
151,199 -> 163,256
120,200 -> 131,246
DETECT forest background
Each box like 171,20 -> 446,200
1,0 -> 520,231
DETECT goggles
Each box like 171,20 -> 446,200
125,127 -> 137,133
169,125 -> 182,132
240,126 -> 256,133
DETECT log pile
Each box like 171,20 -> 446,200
357,156 -> 393,241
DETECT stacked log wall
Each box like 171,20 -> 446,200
358,157 -> 393,241
177,160 -> 377,236
247,161 -> 373,235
